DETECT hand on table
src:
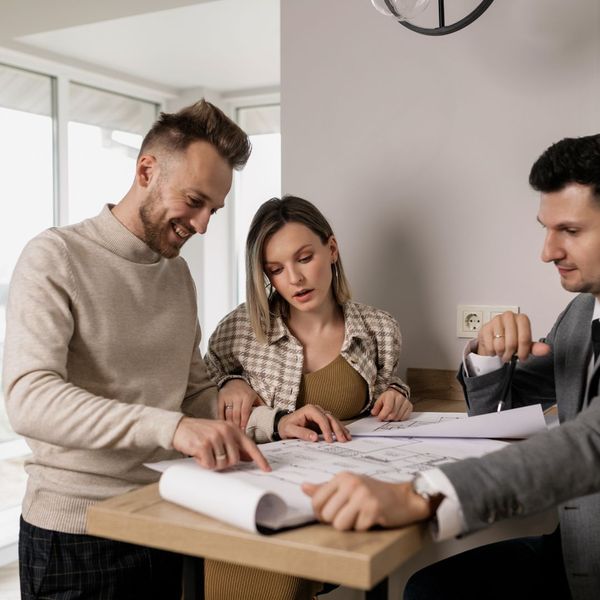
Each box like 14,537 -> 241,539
172,417 -> 270,472
277,405 -> 351,443
218,379 -> 265,430
371,388 -> 412,421
302,473 -> 432,531
477,311 -> 551,363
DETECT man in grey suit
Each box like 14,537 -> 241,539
303,134 -> 600,599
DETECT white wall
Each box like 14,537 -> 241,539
281,0 -> 600,375
0,0 -> 210,38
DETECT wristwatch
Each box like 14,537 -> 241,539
412,474 -> 444,516
271,410 -> 290,442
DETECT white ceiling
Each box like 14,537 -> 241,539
1,0 -> 279,93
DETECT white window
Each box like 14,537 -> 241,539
68,83 -> 157,224
234,104 -> 281,303
0,62 -> 55,567
0,58 -> 162,566
0,64 -> 54,444
0,69 -> 159,444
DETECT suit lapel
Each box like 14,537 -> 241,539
559,295 -> 594,421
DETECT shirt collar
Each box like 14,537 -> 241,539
594,298 -> 600,322
266,312 -> 290,345
341,301 -> 370,348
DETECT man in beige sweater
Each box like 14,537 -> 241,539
3,99 -> 269,599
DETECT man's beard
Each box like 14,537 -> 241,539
139,189 -> 180,259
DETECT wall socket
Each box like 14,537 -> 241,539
457,305 -> 520,338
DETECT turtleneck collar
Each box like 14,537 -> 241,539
87,204 -> 163,264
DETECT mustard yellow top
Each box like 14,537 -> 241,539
206,355 -> 369,600
296,354 -> 368,419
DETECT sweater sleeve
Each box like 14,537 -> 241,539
2,233 -> 183,452
181,322 -> 218,419
246,405 -> 279,444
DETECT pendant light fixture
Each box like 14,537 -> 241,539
371,0 -> 495,36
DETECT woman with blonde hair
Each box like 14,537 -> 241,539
203,195 -> 411,599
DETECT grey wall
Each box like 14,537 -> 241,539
281,0 -> 600,375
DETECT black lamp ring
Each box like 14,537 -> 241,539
383,0 -> 495,36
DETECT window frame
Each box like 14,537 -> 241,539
198,88 -> 281,346
232,101 -> 281,304
0,47 -> 173,563
0,45 -> 173,228
0,49 -> 281,562
226,89 -> 281,300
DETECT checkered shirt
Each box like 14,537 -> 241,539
204,300 -> 409,442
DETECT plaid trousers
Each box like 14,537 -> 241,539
19,517 -> 182,600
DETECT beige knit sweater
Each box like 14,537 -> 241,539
2,205 -> 217,534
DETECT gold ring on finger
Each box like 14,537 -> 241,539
494,333 -> 504,339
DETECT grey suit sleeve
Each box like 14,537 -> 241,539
439,397 -> 600,533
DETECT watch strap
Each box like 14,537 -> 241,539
272,410 -> 291,441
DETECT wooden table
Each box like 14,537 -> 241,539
86,398 -> 556,599
87,483 -> 427,599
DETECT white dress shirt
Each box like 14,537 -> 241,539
418,300 -> 600,540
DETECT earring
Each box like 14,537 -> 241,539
264,278 -> 274,299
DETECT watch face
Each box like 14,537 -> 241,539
413,476 -> 446,522
413,476 -> 434,498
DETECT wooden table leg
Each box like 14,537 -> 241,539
182,555 -> 204,600
365,577 -> 388,600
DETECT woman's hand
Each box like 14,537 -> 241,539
218,379 -> 265,430
277,405 -> 352,443
371,388 -> 412,421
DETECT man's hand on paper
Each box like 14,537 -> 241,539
277,405 -> 351,443
371,388 -> 413,421
218,379 -> 265,430
302,473 -> 432,531
477,311 -> 551,363
173,417 -> 271,472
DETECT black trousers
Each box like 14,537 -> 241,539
19,517 -> 182,600
404,528 -> 572,600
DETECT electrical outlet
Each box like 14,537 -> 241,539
457,305 -> 520,338
463,310 -> 483,333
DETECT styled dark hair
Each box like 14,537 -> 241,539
529,134 -> 600,198
245,196 -> 351,342
139,99 -> 251,169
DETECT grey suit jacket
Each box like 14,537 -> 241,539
441,293 -> 600,600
